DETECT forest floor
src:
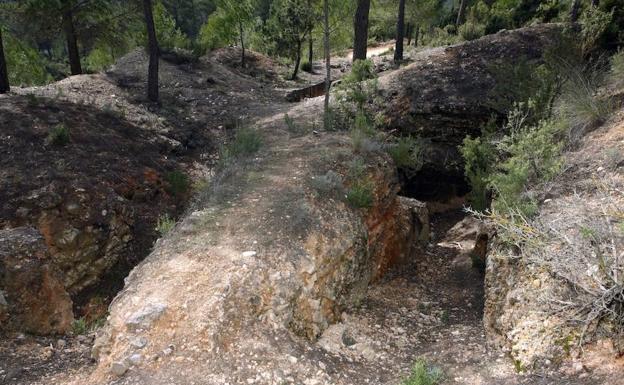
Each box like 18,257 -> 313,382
1,42 -> 621,385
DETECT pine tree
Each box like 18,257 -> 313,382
394,0 -> 406,63
352,0 -> 370,61
0,28 -> 9,93
143,0 -> 159,102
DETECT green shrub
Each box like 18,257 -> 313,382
458,22 -> 485,41
335,59 -> 378,129
350,128 -> 382,154
84,45 -> 114,73
47,124 -> 70,146
348,157 -> 367,180
346,180 -> 374,208
387,136 -> 424,170
72,318 -> 88,335
219,127 -> 262,166
610,50 -> 624,88
460,129 -> 496,212
4,30 -> 52,86
152,1 -> 191,51
311,170 -> 343,194
554,59 -> 614,138
401,359 -> 444,385
284,113 -> 298,133
165,170 -> 190,197
156,214 -> 175,236
490,117 -> 566,216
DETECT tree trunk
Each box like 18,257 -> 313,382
406,22 -> 412,46
239,21 -> 246,68
414,25 -> 420,47
308,34 -> 314,72
352,0 -> 371,61
143,0 -> 159,102
394,0 -> 406,63
292,41 -> 302,80
570,0 -> 581,22
323,0 -> 331,129
307,0 -> 314,73
0,28 -> 9,94
456,0 -> 467,26
62,6 -> 82,75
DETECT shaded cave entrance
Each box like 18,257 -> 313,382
392,163 -> 488,319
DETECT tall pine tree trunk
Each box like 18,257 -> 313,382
394,0 -> 406,63
570,0 -> 581,22
62,6 -> 82,75
406,22 -> 412,46
239,21 -> 246,68
143,0 -> 159,102
414,25 -> 420,47
323,0 -> 331,129
292,41 -> 302,80
307,0 -> 314,73
352,0 -> 370,61
456,0 -> 467,26
308,34 -> 314,72
0,28 -> 9,94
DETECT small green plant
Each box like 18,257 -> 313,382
605,147 -> 623,169
348,157 -> 367,180
346,180 -> 374,209
47,124 -> 70,146
165,170 -> 190,197
490,116 -> 566,217
351,128 -> 381,154
513,359 -> 526,373
311,170 -> 344,195
579,226 -> 597,240
459,21 -> 485,41
610,50 -> 624,88
156,214 -> 175,236
387,136 -> 425,170
219,127 -> 262,166
401,359 -> 444,385
284,113 -> 299,133
440,310 -> 450,324
72,317 -> 88,335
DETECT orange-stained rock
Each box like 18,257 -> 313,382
0,227 -> 74,334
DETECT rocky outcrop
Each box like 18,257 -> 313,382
379,24 -> 561,202
484,112 -> 624,368
0,227 -> 73,334
0,95 -> 182,334
86,100 -> 429,383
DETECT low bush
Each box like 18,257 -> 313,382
387,136 -> 425,171
459,22 -> 485,41
155,214 -> 175,236
165,170 -> 190,197
610,50 -> 624,89
346,180 -> 374,209
47,124 -> 70,146
311,170 -> 344,195
219,127 -> 262,166
401,359 -> 444,385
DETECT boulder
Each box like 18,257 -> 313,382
379,25 -> 561,202
0,227 -> 73,334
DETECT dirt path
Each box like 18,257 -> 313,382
327,210 -> 607,385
